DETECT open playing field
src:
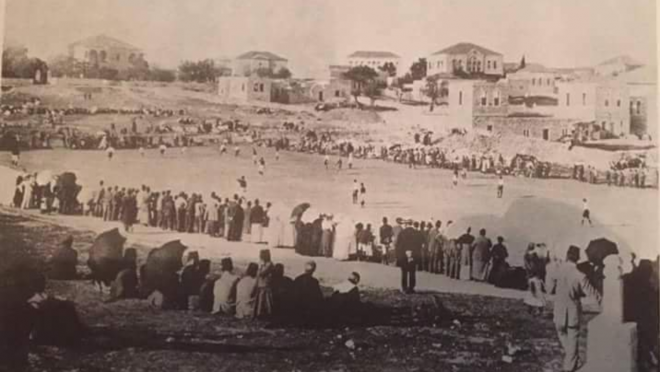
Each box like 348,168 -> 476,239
4,144 -> 658,267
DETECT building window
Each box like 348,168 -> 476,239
335,90 -> 340,97
566,93 -> 570,106
582,93 -> 586,105
602,121 -> 606,129
562,128 -> 568,136
259,83 -> 265,92
99,50 -> 107,62
547,78 -> 551,85
617,99 -> 621,107
437,61 -> 440,68
493,91 -> 500,106
487,60 -> 491,69
605,99 -> 609,107
480,90 -> 487,106
636,101 -> 642,115
242,84 -> 245,91
254,83 -> 259,92
487,125 -> 493,132
493,61 -> 497,69
459,91 -> 463,105
532,78 -> 535,86
523,129 -> 530,137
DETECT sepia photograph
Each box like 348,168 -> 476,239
0,0 -> 658,371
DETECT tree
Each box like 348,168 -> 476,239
520,55 -> 526,69
423,75 -> 440,112
363,80 -> 387,107
379,62 -> 397,77
409,58 -> 427,80
178,59 -> 219,83
149,67 -> 176,82
273,67 -> 292,79
342,66 -> 379,105
2,45 -> 33,78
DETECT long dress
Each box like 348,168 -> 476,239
321,223 -> 334,258
471,236 -> 491,281
459,243 -> 471,281
332,218 -> 355,260
138,192 -> 150,224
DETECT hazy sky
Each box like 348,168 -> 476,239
4,0 -> 657,78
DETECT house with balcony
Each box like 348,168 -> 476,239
427,42 -> 504,78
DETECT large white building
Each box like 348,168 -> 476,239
68,34 -> 145,72
427,42 -> 504,77
346,51 -> 400,71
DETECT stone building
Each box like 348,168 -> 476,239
217,76 -> 273,102
427,42 -> 504,78
233,51 -> 288,77
68,34 -> 145,72
506,64 -> 559,97
615,65 -> 657,138
556,79 -> 631,136
346,51 -> 400,71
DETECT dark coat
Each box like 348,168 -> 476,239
395,227 -> 424,266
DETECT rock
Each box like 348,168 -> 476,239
344,339 -> 356,350
501,355 -> 513,363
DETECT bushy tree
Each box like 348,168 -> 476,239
343,65 -> 379,106
379,62 -> 397,77
423,75 -> 440,111
178,59 -> 220,83
2,45 -> 35,78
149,67 -> 176,82
409,58 -> 427,80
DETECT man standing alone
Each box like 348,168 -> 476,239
548,245 -> 601,372
395,220 -> 423,294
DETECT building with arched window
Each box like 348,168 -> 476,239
426,42 -> 504,77
68,34 -> 145,73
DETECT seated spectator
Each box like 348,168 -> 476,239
292,261 -> 323,323
212,258 -> 240,315
271,263 -> 294,320
197,260 -> 214,312
329,272 -> 361,316
109,248 -> 139,301
180,252 -> 205,310
235,263 -> 258,319
48,236 -> 78,280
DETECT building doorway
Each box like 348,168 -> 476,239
542,128 -> 549,140
318,91 -> 324,101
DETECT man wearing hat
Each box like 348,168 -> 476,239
395,219 -> 423,294
548,245 -> 601,372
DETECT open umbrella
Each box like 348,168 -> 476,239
290,202 -> 311,220
87,228 -> 127,288
585,238 -> 619,266
141,240 -> 188,297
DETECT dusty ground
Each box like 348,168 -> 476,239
1,210 -> 589,372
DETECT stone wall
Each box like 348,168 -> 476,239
473,115 -> 577,141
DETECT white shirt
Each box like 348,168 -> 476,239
583,200 -> 588,210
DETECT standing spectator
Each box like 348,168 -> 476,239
471,228 -> 492,281
547,245 -> 601,372
395,220 -> 423,294
379,217 -> 393,265
254,250 -> 274,319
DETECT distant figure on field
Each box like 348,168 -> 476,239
581,198 -> 592,226
497,175 -> 504,198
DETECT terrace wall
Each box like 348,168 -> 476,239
473,116 -> 576,141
